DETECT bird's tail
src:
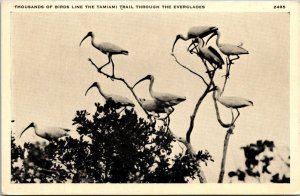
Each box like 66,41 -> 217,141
122,50 -> 129,55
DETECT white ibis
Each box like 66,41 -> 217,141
190,38 -> 224,70
20,122 -> 70,141
214,86 -> 253,123
85,82 -> 135,107
213,30 -> 249,77
140,98 -> 173,117
172,26 -> 218,52
133,75 -> 186,112
80,31 -> 128,78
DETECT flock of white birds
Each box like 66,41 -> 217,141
20,26 -> 253,143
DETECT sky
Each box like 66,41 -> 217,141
11,12 -> 289,182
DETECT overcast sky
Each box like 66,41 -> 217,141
11,12 -> 289,182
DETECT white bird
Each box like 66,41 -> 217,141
80,31 -> 128,78
133,75 -> 186,112
190,38 -> 224,70
140,98 -> 173,117
214,86 -> 253,123
20,122 -> 70,141
213,30 -> 249,77
172,26 -> 218,52
85,82 -> 135,107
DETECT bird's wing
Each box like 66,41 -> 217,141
154,92 -> 185,106
188,26 -> 216,37
208,46 -> 224,65
98,42 -> 128,53
108,94 -> 135,106
60,128 -> 71,132
219,96 -> 253,108
220,44 -> 249,55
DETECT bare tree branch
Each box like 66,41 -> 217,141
171,53 -> 208,86
218,126 -> 234,183
88,58 -> 151,119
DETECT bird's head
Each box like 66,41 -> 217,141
172,34 -> 184,53
80,31 -> 93,46
20,122 -> 35,138
85,82 -> 99,96
132,74 -> 153,89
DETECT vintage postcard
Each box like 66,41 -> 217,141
1,0 -> 299,195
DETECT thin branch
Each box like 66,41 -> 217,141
212,90 -> 233,128
88,58 -> 151,119
167,126 -> 207,183
221,58 -> 232,94
218,127 -> 234,183
186,85 -> 211,143
171,53 -> 208,86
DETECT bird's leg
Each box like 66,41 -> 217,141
232,109 -> 240,124
187,39 -> 198,53
230,108 -> 235,124
230,55 -> 240,62
98,55 -> 112,72
111,57 -> 116,80
222,57 -> 231,78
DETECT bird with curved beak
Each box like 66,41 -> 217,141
20,122 -> 70,141
80,31 -> 129,78
133,75 -> 186,113
213,86 -> 253,124
85,82 -> 135,107
210,30 -> 249,78
172,26 -> 218,53
139,98 -> 173,118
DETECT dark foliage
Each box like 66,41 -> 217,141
11,100 -> 212,183
228,140 -> 290,183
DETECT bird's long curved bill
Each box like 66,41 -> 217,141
20,125 -> 31,138
171,37 -> 180,53
132,76 -> 149,89
79,34 -> 90,46
85,84 -> 96,96
205,32 -> 217,45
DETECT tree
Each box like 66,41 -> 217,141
228,140 -> 290,183
11,100 -> 213,183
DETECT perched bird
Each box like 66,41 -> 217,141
172,26 -> 218,53
190,37 -> 224,70
214,86 -> 253,123
139,98 -> 173,117
80,31 -> 128,78
85,82 -> 135,107
133,75 -> 186,112
213,30 -> 249,77
20,122 -> 70,141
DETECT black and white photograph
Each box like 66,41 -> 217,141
1,1 -> 300,195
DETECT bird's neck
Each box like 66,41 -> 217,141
216,33 -> 221,47
97,85 -> 108,99
33,125 -> 38,136
90,35 -> 97,49
149,78 -> 155,98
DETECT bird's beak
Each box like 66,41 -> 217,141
85,83 -> 97,96
172,35 -> 180,53
206,31 -> 217,44
20,124 -> 32,138
80,33 -> 90,46
132,76 -> 150,89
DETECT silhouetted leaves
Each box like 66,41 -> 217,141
11,100 -> 212,183
228,140 -> 289,183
